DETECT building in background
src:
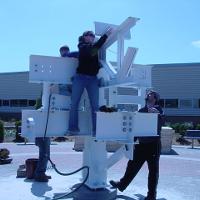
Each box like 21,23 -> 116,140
0,72 -> 41,120
152,63 -> 200,124
0,62 -> 200,124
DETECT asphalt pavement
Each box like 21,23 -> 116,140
0,142 -> 199,200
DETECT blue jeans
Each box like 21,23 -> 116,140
68,74 -> 99,132
34,137 -> 50,177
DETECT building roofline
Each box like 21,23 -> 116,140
1,62 -> 200,75
151,62 -> 200,67
111,61 -> 200,68
0,71 -> 28,75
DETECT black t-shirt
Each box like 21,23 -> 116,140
76,34 -> 108,76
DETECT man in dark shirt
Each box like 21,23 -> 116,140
76,33 -> 108,76
110,90 -> 165,200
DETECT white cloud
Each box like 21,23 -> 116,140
191,40 -> 200,48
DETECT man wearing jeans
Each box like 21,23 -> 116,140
68,29 -> 112,134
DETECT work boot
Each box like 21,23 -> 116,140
34,174 -> 49,182
109,180 -> 125,192
144,194 -> 156,200
144,197 -> 156,200
45,174 -> 51,179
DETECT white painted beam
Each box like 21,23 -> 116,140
102,17 -> 139,49
117,47 -> 138,80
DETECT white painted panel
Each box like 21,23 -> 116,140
94,21 -> 131,39
29,55 -> 78,84
96,112 -> 158,141
21,110 -> 91,139
96,112 -> 128,141
132,112 -> 158,136
50,94 -> 71,110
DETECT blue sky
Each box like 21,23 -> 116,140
0,0 -> 200,72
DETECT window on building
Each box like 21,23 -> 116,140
159,99 -> 165,108
179,99 -> 192,108
2,100 -> 9,106
117,87 -> 138,95
10,100 -> 19,107
117,104 -> 138,111
28,100 -> 36,106
192,99 -> 200,108
19,99 -> 28,107
165,99 -> 178,108
0,99 -> 36,107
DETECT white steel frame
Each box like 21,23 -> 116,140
22,17 -> 158,189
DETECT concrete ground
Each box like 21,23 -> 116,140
0,142 -> 200,200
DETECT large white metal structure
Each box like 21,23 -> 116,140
22,17 -> 158,189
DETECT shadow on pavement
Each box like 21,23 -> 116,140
17,142 -> 57,146
135,193 -> 167,200
187,147 -> 200,150
30,181 -> 52,199
116,194 -> 137,199
52,183 -> 117,200
17,143 -> 35,146
161,149 -> 178,155
53,192 -> 73,200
